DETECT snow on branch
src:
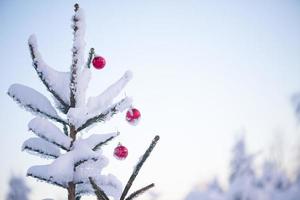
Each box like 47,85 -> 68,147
120,135 -> 160,200
27,139 -> 100,188
28,35 -> 70,113
22,137 -> 61,159
125,183 -> 155,200
86,71 -> 133,114
76,68 -> 91,107
82,132 -> 119,151
70,4 -> 86,107
28,117 -> 72,151
8,84 -> 65,124
75,97 -> 132,132
76,174 -> 122,199
88,177 -> 109,200
74,48 -> 95,107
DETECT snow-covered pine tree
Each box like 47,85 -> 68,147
227,136 -> 258,200
6,175 -> 31,200
7,4 -> 159,200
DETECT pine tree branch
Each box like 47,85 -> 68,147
27,173 -> 66,189
11,95 -> 67,125
29,132 -> 69,151
86,48 -> 94,68
70,3 -> 83,108
74,158 -> 97,169
77,98 -> 129,132
92,132 -> 120,151
125,183 -> 155,200
120,135 -> 160,200
28,43 -> 69,113
88,177 -> 109,200
27,104 -> 67,125
23,146 -> 59,159
63,124 -> 69,136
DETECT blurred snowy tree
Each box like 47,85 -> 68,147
6,175 -> 30,200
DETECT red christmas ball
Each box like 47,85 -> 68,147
92,56 -> 106,69
114,144 -> 128,160
126,108 -> 141,125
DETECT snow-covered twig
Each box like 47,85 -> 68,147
8,84 -> 66,125
28,35 -> 70,113
125,183 -> 155,200
28,117 -> 72,151
89,177 -> 109,200
70,3 -> 86,108
86,48 -> 95,69
77,97 -> 132,132
22,137 -> 61,159
92,132 -> 120,151
120,136 -> 160,200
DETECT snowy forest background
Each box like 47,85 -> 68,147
1,1 -> 300,200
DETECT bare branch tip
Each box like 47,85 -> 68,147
74,3 -> 79,11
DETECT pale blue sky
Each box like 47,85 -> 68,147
1,0 -> 300,200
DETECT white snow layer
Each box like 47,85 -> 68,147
87,70 -> 132,114
66,71 -> 132,128
67,97 -> 132,129
76,174 -> 122,199
8,84 -> 60,119
28,35 -> 71,106
28,117 -> 71,150
22,137 -> 61,159
83,132 -> 119,149
75,68 -> 91,107
27,138 -> 104,188
72,8 -> 86,70
70,7 -> 86,98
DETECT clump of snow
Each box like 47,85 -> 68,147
68,97 -> 132,129
72,8 -> 86,69
87,71 -> 133,114
83,132 -> 119,149
75,68 -> 91,107
74,153 -> 108,183
22,137 -> 61,159
76,174 -> 122,199
28,117 -> 72,150
27,138 -> 108,188
70,7 -> 86,97
28,35 -> 71,106
8,84 -> 60,119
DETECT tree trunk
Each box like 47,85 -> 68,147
68,182 -> 76,200
68,125 -> 77,200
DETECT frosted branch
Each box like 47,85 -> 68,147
22,137 -> 61,159
125,183 -> 155,200
27,173 -> 66,189
8,84 -> 66,125
88,177 -> 109,200
28,117 -> 72,151
77,97 -> 132,132
28,35 -> 70,113
86,71 -> 132,114
70,4 -> 86,107
120,135 -> 160,200
86,48 -> 95,69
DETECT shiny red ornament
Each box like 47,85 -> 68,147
126,108 -> 141,125
114,144 -> 128,160
92,56 -> 106,69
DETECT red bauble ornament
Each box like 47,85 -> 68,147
126,108 -> 141,125
92,56 -> 106,69
114,144 -> 128,160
